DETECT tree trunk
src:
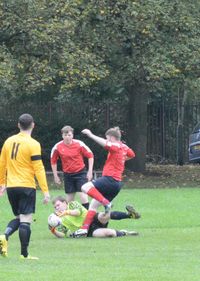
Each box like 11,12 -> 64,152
126,84 -> 148,173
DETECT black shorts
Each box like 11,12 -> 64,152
63,169 -> 87,193
92,176 -> 121,202
7,187 -> 36,216
87,214 -> 108,237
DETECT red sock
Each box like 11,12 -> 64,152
81,210 -> 97,230
87,187 -> 110,206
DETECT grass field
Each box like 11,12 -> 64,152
0,187 -> 200,281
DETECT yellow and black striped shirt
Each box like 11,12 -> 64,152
0,132 -> 48,193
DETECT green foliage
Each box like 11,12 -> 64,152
78,1 -> 200,90
1,0 -> 200,171
1,0 -> 199,101
0,0 -> 108,99
0,45 -> 18,98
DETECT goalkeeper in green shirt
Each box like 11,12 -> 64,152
48,196 -> 140,238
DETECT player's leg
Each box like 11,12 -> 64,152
87,214 -> 111,238
88,177 -> 121,213
73,178 -> 120,237
0,235 -> 8,257
78,192 -> 89,209
91,224 -> 138,237
74,171 -> 89,209
0,188 -> 20,257
92,228 -> 117,237
4,217 -> 20,239
81,176 -> 121,213
83,199 -> 101,228
64,173 -> 76,203
81,180 -> 110,210
118,229 -> 139,236
66,192 -> 75,202
18,188 -> 38,260
98,211 -> 139,236
125,205 -> 141,219
73,199 -> 100,237
96,211 -> 137,230
97,212 -> 110,225
19,213 -> 33,258
110,205 -> 141,220
92,228 -> 138,237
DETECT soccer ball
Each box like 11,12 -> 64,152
48,213 -> 61,227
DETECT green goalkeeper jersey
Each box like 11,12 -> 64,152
56,201 -> 87,237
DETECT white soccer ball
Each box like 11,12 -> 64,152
48,213 -> 61,227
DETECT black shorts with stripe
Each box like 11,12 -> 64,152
7,187 -> 36,216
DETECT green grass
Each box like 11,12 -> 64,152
1,188 -> 200,281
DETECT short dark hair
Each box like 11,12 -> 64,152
61,125 -> 74,134
52,196 -> 67,205
18,113 -> 34,130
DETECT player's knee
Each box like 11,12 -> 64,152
105,229 -> 116,237
20,214 -> 32,223
98,213 -> 109,224
79,192 -> 88,203
81,181 -> 93,193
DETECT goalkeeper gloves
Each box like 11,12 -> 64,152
48,225 -> 56,234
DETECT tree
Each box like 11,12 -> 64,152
1,0 -> 200,172
74,0 -> 200,171
0,0 -> 107,100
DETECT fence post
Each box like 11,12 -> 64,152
161,96 -> 166,161
105,103 -> 110,128
176,124 -> 184,165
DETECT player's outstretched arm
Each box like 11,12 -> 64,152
82,129 -> 107,147
56,209 -> 81,217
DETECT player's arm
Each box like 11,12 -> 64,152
49,226 -> 72,238
31,143 -> 50,203
82,129 -> 107,147
0,143 -> 7,186
49,226 -> 65,238
56,209 -> 81,217
125,148 -> 135,161
50,146 -> 61,185
80,141 -> 94,180
67,201 -> 84,216
87,157 -> 94,181
51,163 -> 61,185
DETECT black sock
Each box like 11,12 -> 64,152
82,202 -> 89,210
110,211 -> 130,220
116,230 -> 126,237
19,222 -> 31,258
5,218 -> 20,241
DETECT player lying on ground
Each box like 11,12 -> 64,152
48,196 -> 140,238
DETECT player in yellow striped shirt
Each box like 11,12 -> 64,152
0,113 -> 50,260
